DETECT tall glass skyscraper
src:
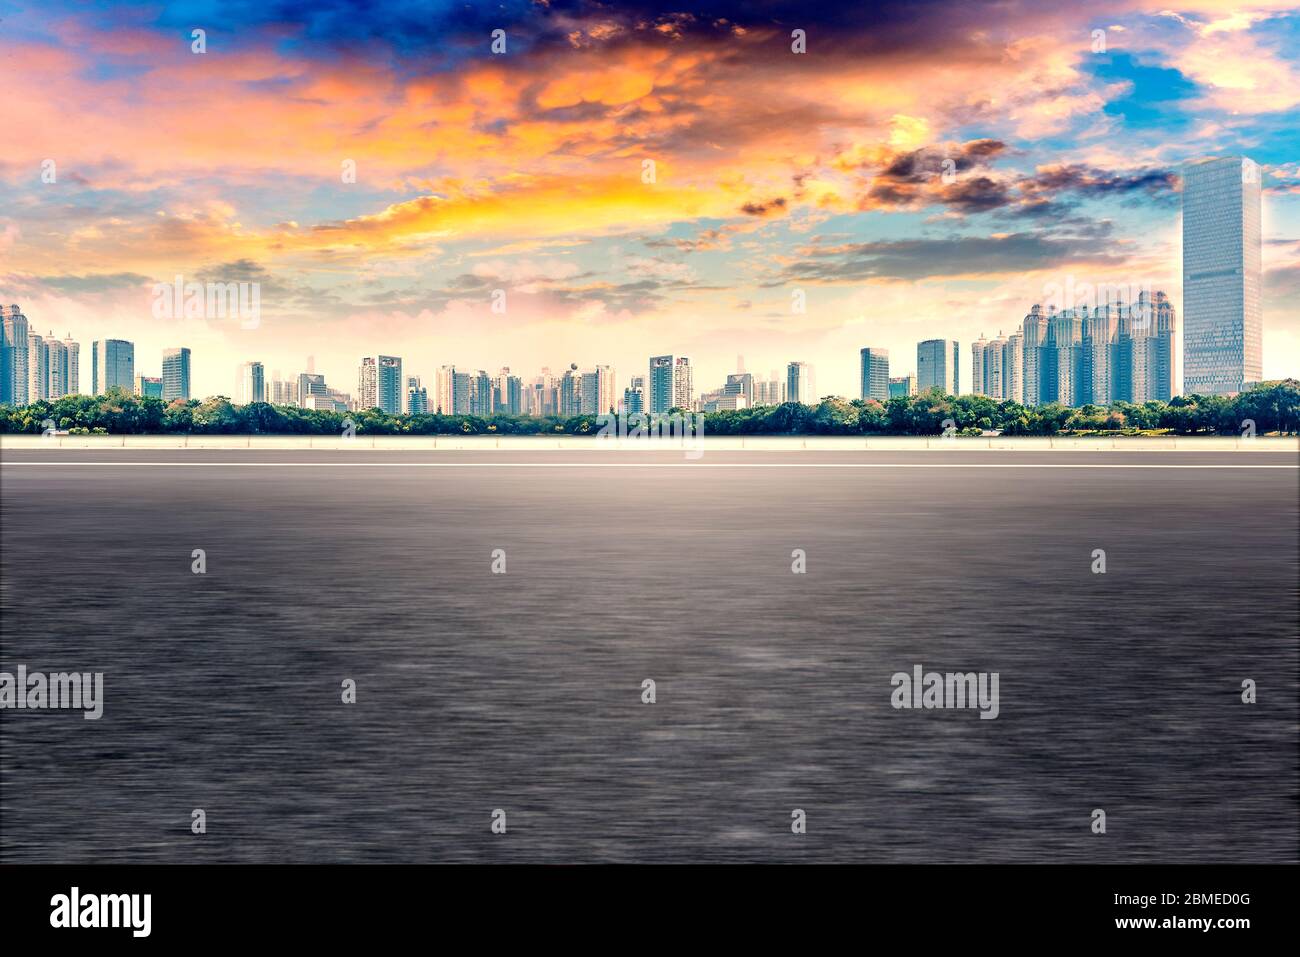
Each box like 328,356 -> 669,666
92,339 -> 135,396
377,355 -> 402,414
786,361 -> 816,404
859,348 -> 889,401
916,339 -> 959,395
1182,156 -> 1262,395
241,361 -> 265,404
162,346 -> 191,401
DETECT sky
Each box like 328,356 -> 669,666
1,0 -> 1298,401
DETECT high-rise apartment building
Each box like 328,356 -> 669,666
970,333 -> 1019,400
358,355 -> 402,413
161,347 -> 191,401
859,348 -> 889,401
358,357 -> 377,409
1183,156 -> 1262,395
63,333 -> 80,396
27,330 -> 47,400
377,356 -> 402,414
1,305 -> 31,406
916,339 -> 959,395
23,328 -> 75,401
92,339 -> 135,395
1016,292 -> 1175,407
649,355 -> 693,412
753,374 -> 786,406
451,371 -> 472,414
580,365 -> 615,415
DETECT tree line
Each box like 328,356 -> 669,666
1,380 -> 1296,436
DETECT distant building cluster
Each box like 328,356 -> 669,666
0,158 -> 1270,415
0,306 -> 80,405
1018,292 -> 1175,406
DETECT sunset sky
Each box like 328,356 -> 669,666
2,0 -> 1298,400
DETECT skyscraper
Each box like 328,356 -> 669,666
63,333 -> 80,396
377,356 -> 402,414
358,357 -> 377,409
1021,308 -> 1047,406
1017,293 -> 1176,408
435,365 -> 455,414
135,375 -> 163,398
859,348 -> 889,401
580,365 -> 616,415
359,355 -> 402,413
27,330 -> 48,400
2,305 -> 31,406
916,339 -> 959,395
1004,332 -> 1023,404
451,371 -> 472,413
161,347 -> 191,401
622,376 -> 645,415
407,376 -> 429,414
31,331 -> 74,400
971,333 -> 1016,399
786,361 -> 816,404
92,339 -> 134,395
241,361 -> 266,404
649,355 -> 692,412
1182,155 -> 1262,395
491,368 -> 522,415
970,335 -> 988,396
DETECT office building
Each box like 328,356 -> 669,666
859,348 -> 889,401
916,339 -> 959,396
888,375 -> 916,399
241,361 -> 265,404
1183,156 -> 1262,395
135,375 -> 163,398
161,347 -> 191,401
407,376 -> 429,414
92,339 -> 135,396
787,361 -> 816,404
622,377 -> 645,415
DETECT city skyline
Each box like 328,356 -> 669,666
1,3 -> 1298,402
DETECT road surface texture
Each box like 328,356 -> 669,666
2,447 -> 1297,862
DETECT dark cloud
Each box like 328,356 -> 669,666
1019,165 -> 1179,203
777,232 -> 1131,283
740,197 -> 787,217
28,272 -> 153,293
